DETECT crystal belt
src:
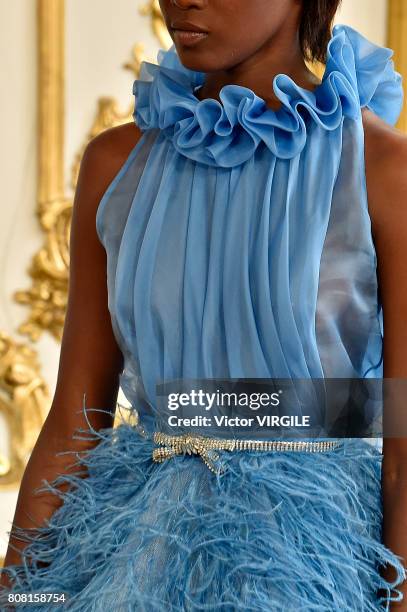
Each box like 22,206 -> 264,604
152,432 -> 341,474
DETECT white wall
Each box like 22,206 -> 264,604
0,0 -> 390,560
336,0 -> 388,43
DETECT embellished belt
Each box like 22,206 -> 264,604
152,432 -> 341,474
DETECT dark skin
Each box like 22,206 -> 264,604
363,108 -> 407,609
2,0 -> 407,608
160,0 -> 321,107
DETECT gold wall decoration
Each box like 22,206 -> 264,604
0,332 -> 50,488
14,2 -> 169,344
140,0 -> 172,49
14,1 -> 68,343
0,0 -> 54,493
388,0 -> 407,132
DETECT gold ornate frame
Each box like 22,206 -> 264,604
15,1 -> 167,343
13,1 -> 70,343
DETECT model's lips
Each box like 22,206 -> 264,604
170,20 -> 209,47
172,29 -> 209,46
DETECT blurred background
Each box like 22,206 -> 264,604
0,0 -> 405,561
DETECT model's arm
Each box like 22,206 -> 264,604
363,109 -> 407,609
1,122 -> 142,581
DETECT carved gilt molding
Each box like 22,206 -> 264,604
14,1 -> 168,343
14,1 -> 68,342
0,332 -> 49,488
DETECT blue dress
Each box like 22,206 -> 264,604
2,24 -> 406,611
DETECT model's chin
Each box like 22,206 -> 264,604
174,46 -> 224,74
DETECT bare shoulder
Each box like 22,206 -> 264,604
362,108 -> 407,229
72,122 -> 143,225
81,122 -> 143,181
70,122 -> 143,249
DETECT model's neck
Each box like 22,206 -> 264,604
196,23 -> 321,111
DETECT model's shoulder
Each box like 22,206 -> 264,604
83,122 -> 143,171
74,123 -> 143,221
75,123 -> 143,203
362,109 -> 407,228
362,109 -> 407,177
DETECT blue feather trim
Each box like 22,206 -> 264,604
0,410 -> 405,611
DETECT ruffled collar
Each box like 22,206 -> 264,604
133,24 -> 403,166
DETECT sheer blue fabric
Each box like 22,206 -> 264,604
96,24 -> 403,428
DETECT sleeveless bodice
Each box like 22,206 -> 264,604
96,24 -> 403,430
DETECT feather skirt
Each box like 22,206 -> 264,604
1,418 -> 406,612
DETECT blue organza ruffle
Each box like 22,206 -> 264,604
132,24 -> 403,166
